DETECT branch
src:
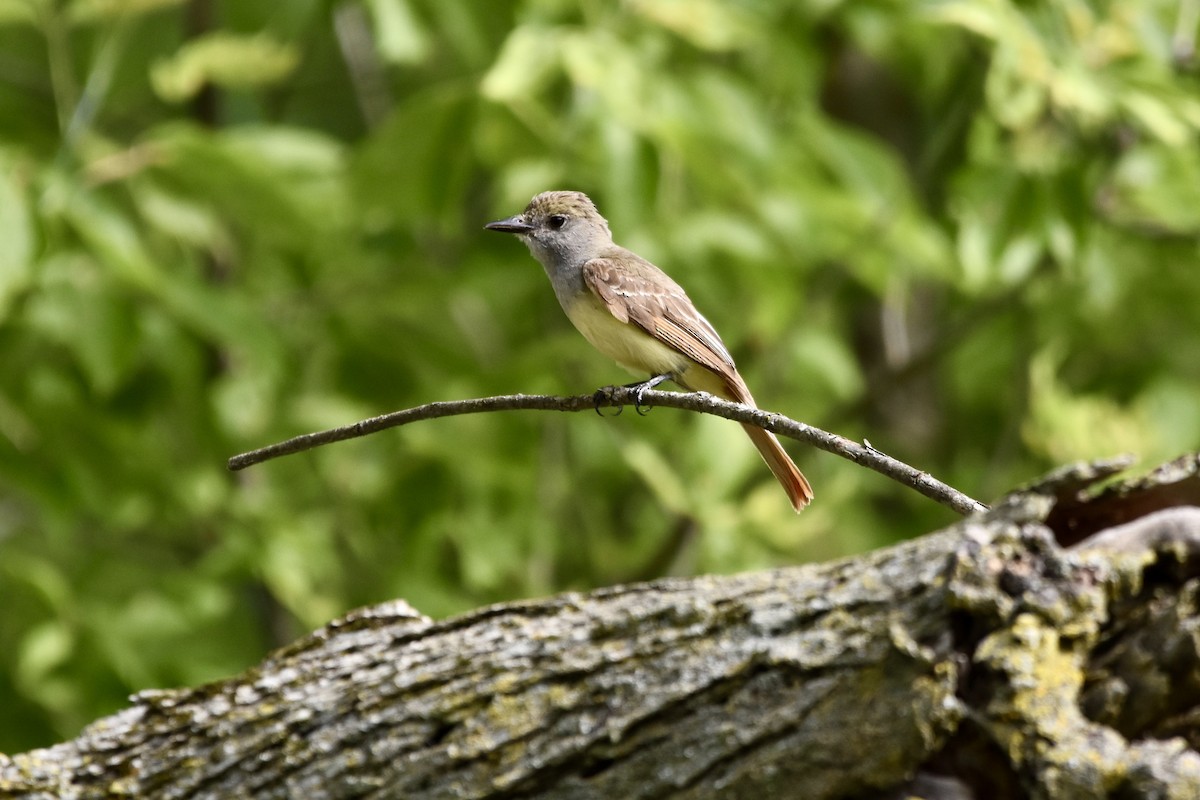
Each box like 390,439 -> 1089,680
226,388 -> 988,516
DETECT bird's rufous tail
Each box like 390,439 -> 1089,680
740,423 -> 813,512
722,374 -> 812,513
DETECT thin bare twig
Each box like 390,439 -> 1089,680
227,389 -> 987,516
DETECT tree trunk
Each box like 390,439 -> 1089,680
3,455 -> 1200,800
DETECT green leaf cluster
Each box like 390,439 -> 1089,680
0,0 -> 1197,750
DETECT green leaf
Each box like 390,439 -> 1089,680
68,0 -> 185,23
16,621 -> 75,691
352,88 -> 473,232
1120,90 -> 1191,146
24,252 -> 141,396
620,439 -> 690,516
364,0 -> 430,65
131,180 -> 231,251
1022,348 -> 1156,464
631,0 -> 755,51
146,122 -> 349,246
480,24 -> 563,103
0,153 -> 34,316
790,330 -> 865,403
151,33 -> 298,102
0,0 -> 37,26
1106,142 -> 1200,234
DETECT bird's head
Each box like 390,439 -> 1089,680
485,190 -> 612,266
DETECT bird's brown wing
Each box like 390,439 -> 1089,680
581,256 -> 737,380
583,255 -> 813,512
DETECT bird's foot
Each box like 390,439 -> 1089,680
594,375 -> 673,416
592,386 -> 623,417
624,374 -> 673,415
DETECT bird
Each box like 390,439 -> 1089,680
485,190 -> 812,512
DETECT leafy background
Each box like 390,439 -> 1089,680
1,0 -> 1198,752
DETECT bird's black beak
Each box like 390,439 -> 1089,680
484,215 -> 534,234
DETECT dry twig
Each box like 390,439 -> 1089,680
228,388 -> 987,516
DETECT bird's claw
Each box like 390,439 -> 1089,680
595,375 -> 672,417
625,374 -> 672,415
593,386 -> 622,417
632,385 -> 651,415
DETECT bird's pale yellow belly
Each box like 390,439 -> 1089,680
562,296 -> 728,396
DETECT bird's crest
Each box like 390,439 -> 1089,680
525,191 -> 610,233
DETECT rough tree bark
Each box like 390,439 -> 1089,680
3,455 -> 1200,800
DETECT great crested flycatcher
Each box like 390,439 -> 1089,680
485,190 -> 813,512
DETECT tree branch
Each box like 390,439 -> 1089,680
227,388 -> 988,516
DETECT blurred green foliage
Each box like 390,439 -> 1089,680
0,0 -> 1198,751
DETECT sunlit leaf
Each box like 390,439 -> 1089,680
630,0 -> 754,51
16,621 -> 74,690
151,33 -> 298,102
364,0 -> 431,65
131,180 -> 231,251
0,0 -> 36,26
68,0 -> 184,23
480,24 -> 563,102
1121,91 -> 1191,145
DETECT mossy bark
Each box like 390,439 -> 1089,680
3,455 -> 1200,799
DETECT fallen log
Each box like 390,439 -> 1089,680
4,455 -> 1200,799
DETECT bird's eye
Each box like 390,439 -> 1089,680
547,215 -> 567,230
